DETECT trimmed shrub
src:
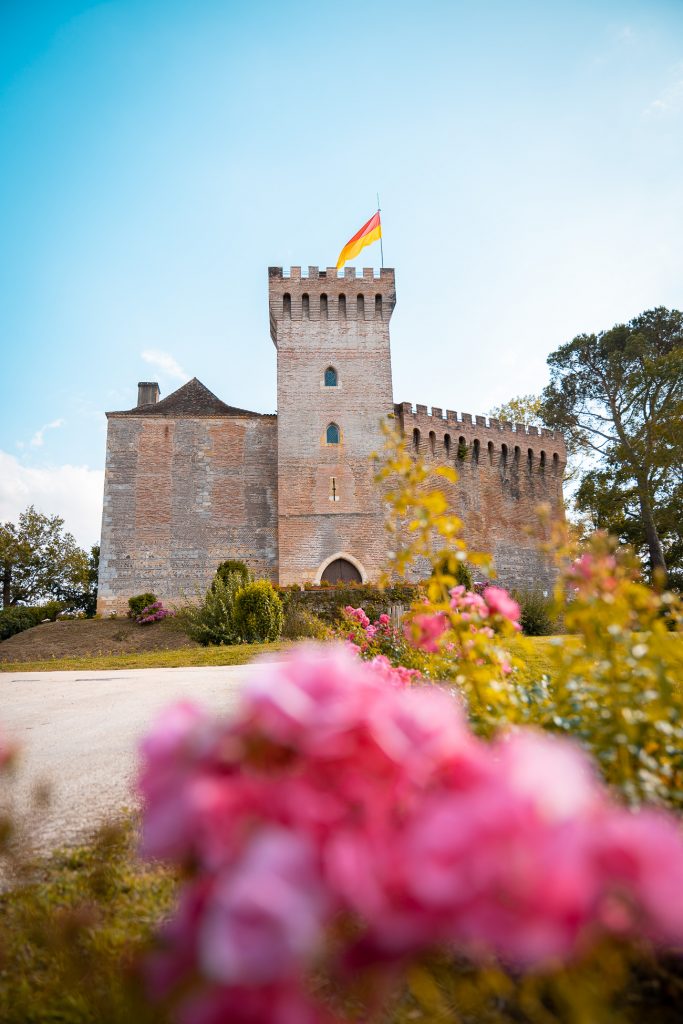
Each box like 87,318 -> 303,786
515,590 -> 557,636
128,593 -> 157,619
278,582 -> 421,626
179,574 -> 244,646
233,581 -> 284,643
213,560 -> 250,591
0,602 -> 65,642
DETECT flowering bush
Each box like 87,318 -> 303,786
136,600 -> 174,625
138,644 -> 683,1023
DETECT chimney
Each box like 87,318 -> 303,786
137,382 -> 160,407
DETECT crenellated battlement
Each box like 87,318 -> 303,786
395,402 -> 566,472
268,266 -> 396,345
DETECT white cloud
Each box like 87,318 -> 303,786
0,450 -> 104,550
30,418 -> 65,448
141,349 -> 189,382
645,62 -> 683,117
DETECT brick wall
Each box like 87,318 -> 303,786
97,414 -> 278,614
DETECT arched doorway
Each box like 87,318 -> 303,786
321,557 -> 362,584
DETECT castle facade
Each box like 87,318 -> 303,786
97,266 -> 566,614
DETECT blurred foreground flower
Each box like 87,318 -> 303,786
139,644 -> 683,1023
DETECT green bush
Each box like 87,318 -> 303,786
0,603 -> 64,642
281,602 -> 330,641
278,582 -> 421,625
213,560 -> 250,590
233,581 -> 284,643
128,593 -> 157,619
514,590 -> 557,636
179,574 -> 244,646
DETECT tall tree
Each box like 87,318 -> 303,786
489,394 -> 543,427
541,307 -> 683,581
0,506 -> 89,609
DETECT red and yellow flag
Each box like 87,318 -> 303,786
336,211 -> 382,270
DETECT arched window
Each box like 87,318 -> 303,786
457,436 -> 467,461
375,294 -> 383,319
302,293 -> 310,319
527,448 -> 534,472
487,441 -> 494,464
514,445 -> 521,466
338,294 -> 346,319
412,428 -> 420,452
324,366 -> 337,387
283,293 -> 291,318
326,422 -> 340,445
553,452 -> 559,475
320,293 -> 328,319
444,433 -> 451,456
501,443 -> 508,472
357,294 -> 365,319
540,450 -> 546,474
429,430 -> 436,456
473,439 -> 480,465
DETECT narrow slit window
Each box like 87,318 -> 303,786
357,294 -> 365,319
514,445 -> 521,466
324,366 -> 337,387
429,430 -> 436,456
553,452 -> 559,475
458,436 -> 467,461
527,448 -> 534,472
326,423 -> 340,445
473,439 -> 480,464
329,476 -> 339,502
302,293 -> 310,319
338,294 -> 346,319
413,428 -> 420,452
320,293 -> 328,319
375,294 -> 382,319
444,433 -> 451,456
487,441 -> 494,464
540,451 -> 546,474
501,443 -> 508,471
283,293 -> 291,318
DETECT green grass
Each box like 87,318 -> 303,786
0,640 -> 290,673
0,817 -> 175,1023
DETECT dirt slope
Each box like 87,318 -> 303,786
0,618 -> 198,663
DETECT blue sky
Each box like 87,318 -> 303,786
1,0 -> 682,547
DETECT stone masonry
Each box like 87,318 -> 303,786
97,266 -> 566,613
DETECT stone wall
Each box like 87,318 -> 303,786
97,414 -> 278,614
395,404 -> 567,593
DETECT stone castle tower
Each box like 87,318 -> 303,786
97,265 -> 565,614
269,266 -> 396,585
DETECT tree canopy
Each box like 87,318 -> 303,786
489,394 -> 543,427
0,506 -> 90,609
541,307 -> 683,584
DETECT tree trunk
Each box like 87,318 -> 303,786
636,478 -> 667,582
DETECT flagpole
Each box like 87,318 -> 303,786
377,192 -> 384,268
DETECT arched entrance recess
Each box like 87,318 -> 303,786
315,551 -> 367,585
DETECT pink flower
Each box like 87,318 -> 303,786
199,829 -> 328,984
483,586 -> 521,629
378,613 -> 390,626
406,612 -> 448,652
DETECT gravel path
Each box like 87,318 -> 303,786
0,665 -> 262,853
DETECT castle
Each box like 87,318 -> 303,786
97,266 -> 566,614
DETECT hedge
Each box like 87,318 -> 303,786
277,582 -> 422,625
0,602 -> 65,643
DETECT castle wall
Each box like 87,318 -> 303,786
270,266 -> 396,584
395,404 -> 567,592
97,414 -> 278,614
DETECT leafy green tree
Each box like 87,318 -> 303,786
0,506 -> 89,609
541,307 -> 683,582
489,393 -> 543,426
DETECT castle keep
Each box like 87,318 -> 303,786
97,266 -> 566,613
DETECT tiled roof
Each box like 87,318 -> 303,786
108,378 -> 272,418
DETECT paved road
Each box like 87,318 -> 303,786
0,665 -> 262,853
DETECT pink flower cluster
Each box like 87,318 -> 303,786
405,585 -> 521,655
344,605 -> 392,642
139,645 -> 683,1023
137,600 -> 174,625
